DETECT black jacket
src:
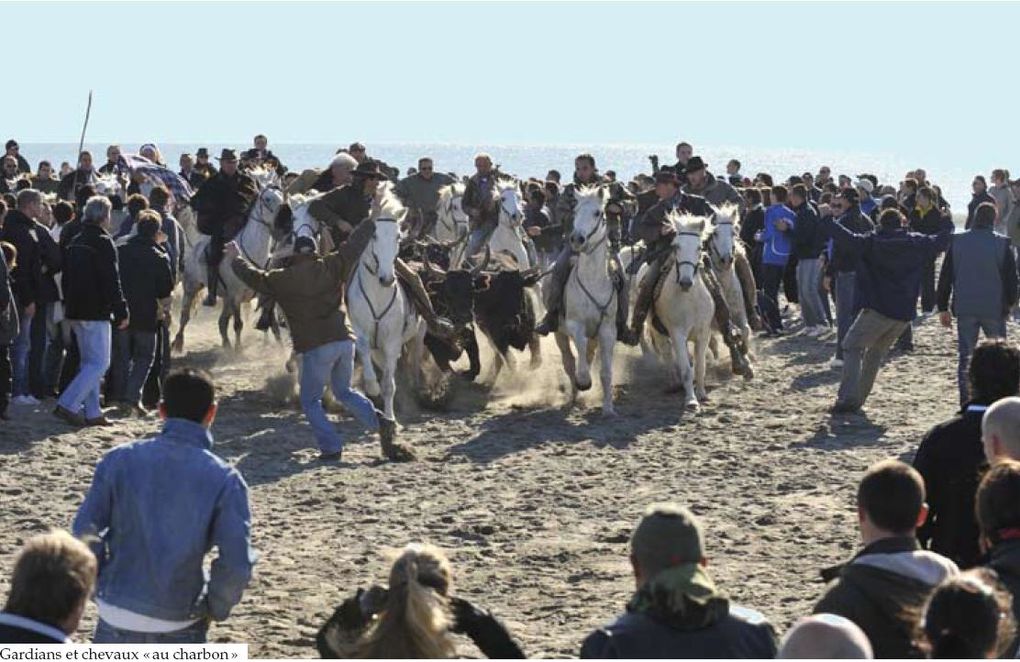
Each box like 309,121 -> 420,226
912,406 -> 988,568
0,209 -> 43,308
0,613 -> 66,643
740,205 -> 765,250
826,208 -> 875,273
909,205 -> 947,236
57,168 -> 99,202
790,201 -> 823,259
36,224 -> 62,304
580,606 -> 776,658
61,224 -> 128,323
117,235 -> 174,332
966,190 -> 996,229
815,537 -> 958,659
986,539 -> 1020,655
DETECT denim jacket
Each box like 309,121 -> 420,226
73,418 -> 256,622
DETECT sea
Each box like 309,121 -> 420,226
19,142 -> 978,216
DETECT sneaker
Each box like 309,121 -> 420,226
828,358 -> 844,369
318,450 -> 343,462
12,395 -> 41,406
85,416 -> 115,427
830,401 -> 862,415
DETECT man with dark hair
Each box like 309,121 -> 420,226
57,151 -> 99,202
914,339 -> 1020,569
789,184 -> 826,336
110,210 -> 174,416
759,185 -> 795,335
73,368 -> 255,643
545,169 -> 561,184
726,159 -> 742,186
910,186 -> 949,315
938,202 -> 1018,405
815,460 -> 959,658
30,161 -> 58,195
4,140 -> 31,174
823,207 -> 953,413
825,188 -> 875,368
0,530 -> 97,643
394,157 -> 456,237
683,156 -> 743,209
581,503 -> 776,658
189,149 -> 258,306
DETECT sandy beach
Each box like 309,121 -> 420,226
0,304 -> 967,657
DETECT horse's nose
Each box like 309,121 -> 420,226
679,279 -> 693,291
571,232 -> 585,246
380,275 -> 395,287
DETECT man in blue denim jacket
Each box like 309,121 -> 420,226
72,368 -> 256,643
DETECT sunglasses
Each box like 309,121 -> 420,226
420,166 -> 433,171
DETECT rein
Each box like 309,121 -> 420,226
356,217 -> 401,350
571,207 -> 614,330
674,231 -> 703,285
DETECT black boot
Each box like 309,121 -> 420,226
536,246 -> 573,336
255,300 -> 275,332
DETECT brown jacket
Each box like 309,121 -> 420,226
308,184 -> 372,244
231,219 -> 375,352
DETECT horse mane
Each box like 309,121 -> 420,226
714,203 -> 745,257
669,210 -> 712,242
574,185 -> 605,207
372,183 -> 406,222
496,177 -> 519,194
437,182 -> 465,204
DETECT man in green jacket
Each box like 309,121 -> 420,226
228,221 -> 412,463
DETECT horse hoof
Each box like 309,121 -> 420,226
742,366 -> 755,380
602,406 -> 618,417
171,338 -> 184,354
685,401 -> 700,413
575,379 -> 593,392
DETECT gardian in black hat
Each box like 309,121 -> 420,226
654,170 -> 680,186
196,147 -> 210,158
351,160 -> 389,181
216,148 -> 238,161
685,156 -> 708,172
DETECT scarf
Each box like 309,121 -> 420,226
626,563 -> 729,631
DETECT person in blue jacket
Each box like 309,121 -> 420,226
822,207 -> 954,414
759,185 -> 796,335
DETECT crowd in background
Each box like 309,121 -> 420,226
3,136 -> 1020,657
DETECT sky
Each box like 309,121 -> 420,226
1,1 -> 1016,171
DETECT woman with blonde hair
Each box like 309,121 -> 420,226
316,544 -> 523,659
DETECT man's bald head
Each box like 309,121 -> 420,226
983,397 -> 1020,463
779,614 -> 873,659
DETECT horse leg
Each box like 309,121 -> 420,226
381,343 -> 399,421
527,292 -> 543,369
694,327 -> 710,403
356,336 -> 381,401
565,321 -> 591,392
554,331 -> 578,406
597,321 -> 617,416
670,327 -> 698,411
172,282 -> 198,354
218,305 -> 231,350
233,300 -> 244,349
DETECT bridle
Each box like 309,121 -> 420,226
674,230 -> 703,283
355,217 -> 401,350
438,193 -> 468,237
499,191 -> 522,229
707,216 -> 734,268
576,205 -> 607,255
235,184 -> 281,267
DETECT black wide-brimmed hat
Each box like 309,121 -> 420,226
685,156 -> 708,172
351,160 -> 389,181
216,148 -> 238,161
196,147 -> 210,158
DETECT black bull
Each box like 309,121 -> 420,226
422,266 -> 542,381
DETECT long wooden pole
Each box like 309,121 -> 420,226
70,90 -> 93,196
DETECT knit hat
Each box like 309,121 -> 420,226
294,236 -> 318,255
631,503 -> 705,575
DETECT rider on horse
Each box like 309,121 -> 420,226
189,148 -> 259,307
307,161 -> 455,339
535,154 -> 635,342
626,170 -> 753,377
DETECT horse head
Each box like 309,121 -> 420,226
368,187 -> 407,287
496,178 -> 523,228
669,211 -> 710,291
708,203 -> 740,270
436,182 -> 469,237
569,185 -> 607,253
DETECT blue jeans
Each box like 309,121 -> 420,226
94,618 -> 207,644
796,258 -> 825,327
300,340 -> 379,454
44,319 -> 69,395
57,320 -> 112,419
111,328 -> 158,405
11,313 -> 32,396
957,315 -> 1008,406
834,271 -> 859,360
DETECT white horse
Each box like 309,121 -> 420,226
641,211 -> 716,411
347,187 -> 426,421
554,186 -> 618,415
270,190 -> 329,261
706,204 -> 752,351
172,182 -> 285,351
488,179 -> 530,268
432,183 -> 470,269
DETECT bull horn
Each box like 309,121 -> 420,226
470,245 -> 491,277
423,250 -> 446,278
